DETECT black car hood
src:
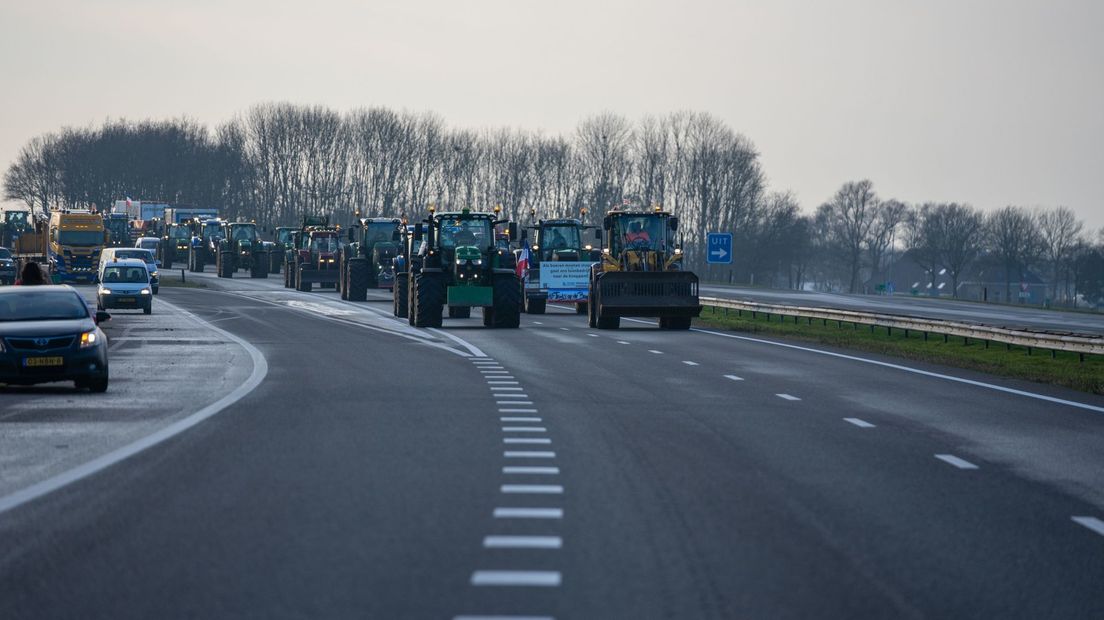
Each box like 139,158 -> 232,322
0,318 -> 95,338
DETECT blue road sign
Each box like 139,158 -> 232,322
707,232 -> 732,264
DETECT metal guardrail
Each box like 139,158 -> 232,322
699,296 -> 1104,357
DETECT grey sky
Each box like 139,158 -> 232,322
2,0 -> 1101,229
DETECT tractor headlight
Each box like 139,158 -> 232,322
674,248 -> 682,255
531,244 -> 539,250
79,331 -> 99,348
473,259 -> 482,265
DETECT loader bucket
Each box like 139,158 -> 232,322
596,271 -> 702,318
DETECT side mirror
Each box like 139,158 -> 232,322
413,223 -> 424,241
669,217 -> 679,232
347,228 -> 355,242
95,310 -> 111,324
603,216 -> 612,230
508,222 -> 519,242
594,229 -> 602,241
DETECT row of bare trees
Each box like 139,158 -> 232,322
810,181 -> 1103,306
4,104 -> 1103,306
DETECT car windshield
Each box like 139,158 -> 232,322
102,266 -> 148,283
58,230 -> 104,246
138,240 -> 158,250
538,224 -> 582,259
0,290 -> 89,322
116,249 -> 154,263
612,215 -> 667,254
437,217 -> 492,249
311,235 -> 339,252
276,229 -> 293,244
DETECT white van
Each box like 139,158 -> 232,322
98,248 -> 160,294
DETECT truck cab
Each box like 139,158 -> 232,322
48,210 -> 108,284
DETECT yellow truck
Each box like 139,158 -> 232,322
48,210 -> 107,284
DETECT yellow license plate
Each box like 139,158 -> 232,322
24,356 -> 64,367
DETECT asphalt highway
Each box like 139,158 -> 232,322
2,268 -> 1103,618
700,283 -> 1104,336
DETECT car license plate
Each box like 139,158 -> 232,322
116,297 -> 136,304
24,356 -> 64,367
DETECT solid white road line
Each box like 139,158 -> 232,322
776,393 -> 801,401
689,326 -> 1104,416
504,451 -> 556,458
454,615 -> 554,620
500,416 -> 542,422
649,350 -> 663,354
724,374 -> 744,381
499,409 -> 540,414
1072,516 -> 1104,537
501,427 -> 547,433
501,484 -> 563,494
483,536 -> 563,549
494,507 -> 564,519
0,299 -> 269,516
682,360 -> 699,366
470,571 -> 561,586
503,466 -> 560,475
935,454 -> 979,470
844,417 -> 876,428
503,438 -> 552,444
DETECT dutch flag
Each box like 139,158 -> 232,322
516,240 -> 530,281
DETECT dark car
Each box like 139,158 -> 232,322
0,285 -> 110,392
0,247 -> 15,284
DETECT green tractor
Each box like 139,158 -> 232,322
268,226 -> 296,274
404,208 -> 521,328
159,222 -> 193,270
215,221 -> 269,279
339,217 -> 403,301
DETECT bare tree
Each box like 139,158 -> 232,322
937,203 -> 984,298
1038,206 -> 1084,304
821,180 -> 880,293
985,206 -> 1041,303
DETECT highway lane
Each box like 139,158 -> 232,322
2,269 -> 1103,618
700,283 -> 1104,336
0,286 -> 255,500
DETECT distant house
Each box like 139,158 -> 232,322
867,251 -> 1047,304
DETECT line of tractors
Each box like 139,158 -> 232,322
159,205 -> 703,330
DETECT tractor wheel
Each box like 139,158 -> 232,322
338,258 -> 348,299
366,259 -> 378,289
525,296 -> 546,315
587,284 -> 598,328
218,252 -> 234,278
448,305 -> 471,319
283,265 -> 291,288
347,258 -> 369,302
252,252 -> 269,278
297,265 -> 312,292
394,273 -> 409,318
576,302 -> 587,315
490,275 -> 522,328
596,309 -> 620,330
413,273 -> 444,328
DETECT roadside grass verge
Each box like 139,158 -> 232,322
696,306 -> 1104,395
158,276 -> 207,289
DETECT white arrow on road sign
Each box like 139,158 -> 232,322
710,248 -> 728,260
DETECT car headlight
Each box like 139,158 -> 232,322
140,288 -> 151,295
100,288 -> 112,295
150,271 -> 158,277
79,331 -> 99,348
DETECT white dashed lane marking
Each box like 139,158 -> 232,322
503,438 -> 552,445
504,451 -> 556,458
503,466 -> 559,475
500,416 -> 541,422
499,409 -> 539,414
501,484 -> 563,494
1072,516 -> 1104,537
497,401 -> 534,405
483,535 -> 563,549
776,393 -> 801,401
494,507 -> 563,519
682,361 -> 699,366
490,387 -> 524,391
587,334 -> 599,337
470,571 -> 561,587
649,350 -> 663,354
844,418 -> 876,428
935,454 -> 979,470
501,427 -> 547,433
454,615 -> 553,620
724,374 -> 744,381
617,341 -> 630,345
